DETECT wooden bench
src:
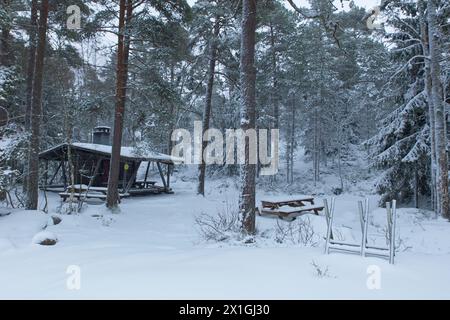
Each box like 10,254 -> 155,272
59,191 -> 129,202
260,204 -> 324,221
59,192 -> 106,201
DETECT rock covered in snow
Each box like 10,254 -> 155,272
32,231 -> 58,246
50,215 -> 62,225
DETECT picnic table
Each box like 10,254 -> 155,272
59,184 -> 129,202
261,196 -> 315,209
258,196 -> 323,221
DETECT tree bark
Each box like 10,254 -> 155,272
239,0 -> 257,234
427,0 -> 449,219
290,93 -> 296,183
23,0 -> 38,195
0,0 -> 12,67
25,0 -> 38,130
419,0 -> 437,213
26,0 -> 49,210
269,22 -> 279,130
106,0 -> 133,209
198,18 -> 220,196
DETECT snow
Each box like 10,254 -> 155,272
32,231 -> 58,245
0,210 -> 48,250
1,152 -> 450,299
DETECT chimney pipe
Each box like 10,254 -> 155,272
92,126 -> 111,145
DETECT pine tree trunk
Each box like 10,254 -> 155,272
198,19 -> 220,196
25,0 -> 38,130
26,0 -> 49,210
289,92 -> 296,183
269,22 -> 279,130
167,63 -> 176,154
419,0 -> 437,212
239,0 -> 257,234
428,0 -> 449,219
106,0 -> 133,209
0,0 -> 12,67
23,0 -> 38,195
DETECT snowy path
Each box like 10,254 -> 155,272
0,181 -> 450,299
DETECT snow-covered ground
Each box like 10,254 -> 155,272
1,151 -> 450,299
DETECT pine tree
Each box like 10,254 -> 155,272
26,0 -> 49,210
239,0 -> 257,234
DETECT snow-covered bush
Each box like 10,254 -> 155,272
0,126 -> 28,207
274,216 -> 318,246
0,167 -> 22,207
195,202 -> 241,242
310,260 -> 332,278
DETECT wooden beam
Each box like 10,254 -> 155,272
48,161 -> 62,185
44,160 -> 48,186
78,158 -> 103,212
143,161 -> 150,183
124,161 -> 139,193
61,160 -> 67,188
166,164 -> 171,188
156,161 -> 167,190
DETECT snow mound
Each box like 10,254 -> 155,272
32,231 -> 58,246
0,210 -> 48,249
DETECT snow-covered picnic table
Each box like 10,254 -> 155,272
259,195 -> 324,221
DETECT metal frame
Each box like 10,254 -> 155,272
324,198 -> 397,264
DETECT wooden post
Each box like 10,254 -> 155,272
156,162 -> 167,190
122,162 -> 128,192
166,164 -> 171,189
124,162 -> 139,193
61,160 -> 67,189
143,161 -> 150,184
48,161 -> 62,185
44,160 -> 48,187
78,158 -> 103,212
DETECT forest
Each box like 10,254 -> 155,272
0,0 -> 449,300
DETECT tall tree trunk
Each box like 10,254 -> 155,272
167,63 -> 176,154
0,0 -> 12,67
428,0 -> 449,219
198,18 -> 220,196
239,0 -> 257,234
25,0 -> 38,130
419,0 -> 436,212
269,21 -> 278,183
23,0 -> 38,195
26,0 -> 49,210
269,22 -> 279,130
106,0 -> 133,209
289,92 -> 296,183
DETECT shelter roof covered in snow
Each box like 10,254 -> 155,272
39,142 -> 182,165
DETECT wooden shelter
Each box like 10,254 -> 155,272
39,141 -> 181,196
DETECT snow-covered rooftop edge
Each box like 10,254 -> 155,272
39,142 -> 184,164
